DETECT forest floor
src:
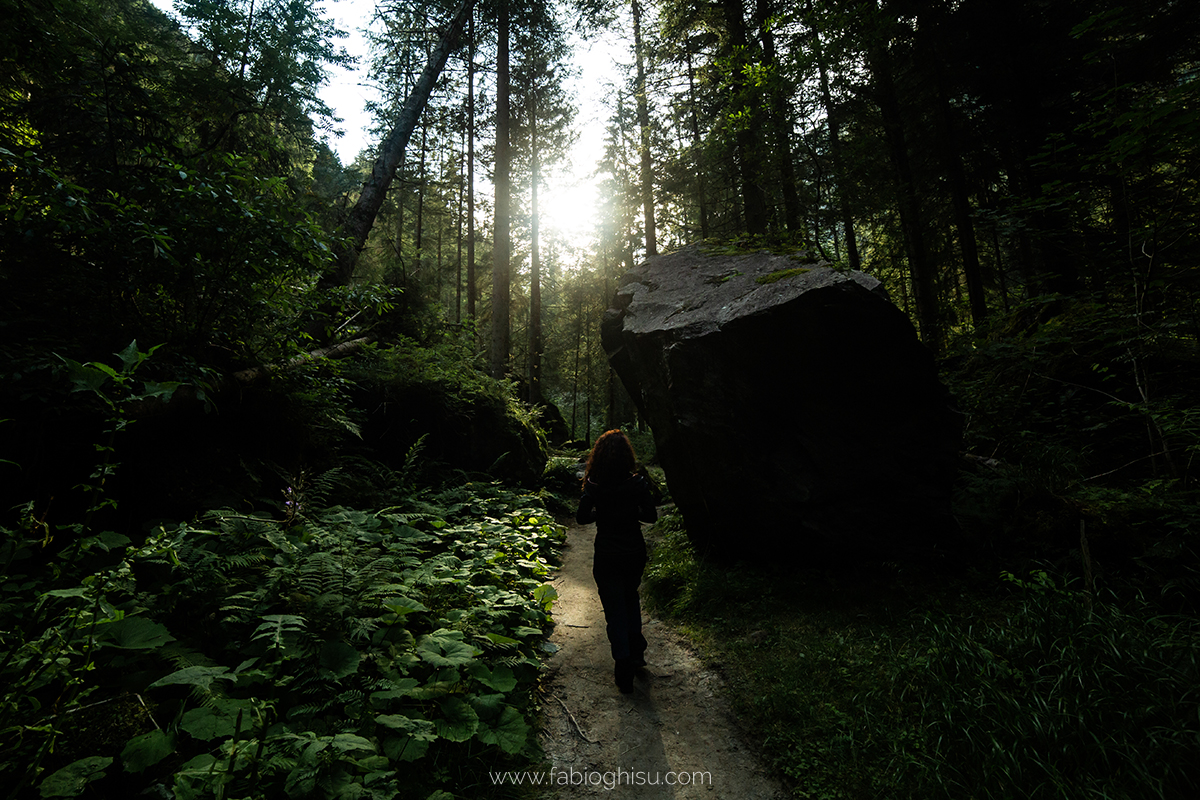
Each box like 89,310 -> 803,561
537,523 -> 787,799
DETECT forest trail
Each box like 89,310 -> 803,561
538,523 -> 786,799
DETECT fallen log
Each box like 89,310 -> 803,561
230,335 -> 375,385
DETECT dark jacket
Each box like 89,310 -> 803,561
576,474 -> 658,557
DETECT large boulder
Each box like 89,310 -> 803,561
601,245 -> 960,564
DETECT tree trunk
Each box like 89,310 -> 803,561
631,0 -> 657,256
467,13 -> 477,324
719,0 -> 769,236
319,0 -> 473,290
455,125 -> 464,324
528,79 -> 544,405
685,51 -> 710,239
755,0 -> 801,234
811,19 -> 860,270
919,18 -> 988,328
238,0 -> 255,82
870,40 -> 940,352
490,0 -> 511,378
415,124 -> 427,261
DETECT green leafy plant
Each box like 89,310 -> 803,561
643,513 -> 1200,799
1,340 -> 565,798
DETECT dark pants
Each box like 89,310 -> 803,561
592,551 -> 648,664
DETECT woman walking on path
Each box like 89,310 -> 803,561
576,430 -> 658,693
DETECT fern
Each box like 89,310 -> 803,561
400,433 -> 428,490
58,482 -> 566,798
251,615 -> 307,652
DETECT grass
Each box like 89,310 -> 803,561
641,509 -> 1200,800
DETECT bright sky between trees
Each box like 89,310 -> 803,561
148,0 -> 623,253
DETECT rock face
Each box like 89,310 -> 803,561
601,245 -> 960,564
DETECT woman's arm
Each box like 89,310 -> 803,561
637,479 -> 657,523
576,493 -> 597,525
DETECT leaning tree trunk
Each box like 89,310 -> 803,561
318,0 -> 474,290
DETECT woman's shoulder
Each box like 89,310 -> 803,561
585,473 -> 646,497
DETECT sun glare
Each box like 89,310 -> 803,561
540,179 -> 600,252
149,0 -> 621,255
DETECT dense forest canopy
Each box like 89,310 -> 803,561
2,0 -> 1200,796
6,0 -> 1198,426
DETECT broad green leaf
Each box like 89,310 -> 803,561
96,531 -> 131,550
382,596 -> 429,617
512,626 -> 543,638
484,632 -> 520,647
138,381 -> 180,402
416,629 -> 481,667
180,706 -> 237,741
533,582 -> 558,611
383,734 -> 431,762
469,692 -> 505,718
330,733 -> 376,753
375,714 -> 437,739
408,677 -> 458,700
175,753 -> 217,776
369,679 -> 421,705
121,729 -> 174,773
233,658 -> 260,674
147,665 -> 232,690
101,616 -> 175,650
319,640 -> 361,680
115,340 -> 143,371
435,697 -> 478,742
63,359 -> 110,394
466,662 -> 517,693
39,756 -> 112,798
476,706 -> 529,754
41,587 -> 90,600
394,524 -> 434,541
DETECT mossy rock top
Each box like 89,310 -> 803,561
607,244 -> 885,339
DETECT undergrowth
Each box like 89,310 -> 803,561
0,343 -> 565,800
643,509 -> 1200,800
1,491 -> 564,800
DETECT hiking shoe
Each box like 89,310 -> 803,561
615,659 -> 635,693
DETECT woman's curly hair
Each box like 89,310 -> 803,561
582,429 -> 637,488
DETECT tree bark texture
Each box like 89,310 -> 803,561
319,0 -> 473,289
812,27 -> 860,270
870,40 -> 940,352
719,0 -> 769,236
755,0 -> 801,234
631,0 -> 657,256
490,0 -> 511,378
528,79 -> 544,404
466,12 -> 477,323
918,15 -> 988,327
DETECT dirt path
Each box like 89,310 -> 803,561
538,523 -> 786,799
